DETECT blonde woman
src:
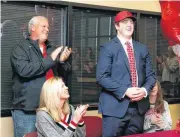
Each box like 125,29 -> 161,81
36,77 -> 88,137
143,80 -> 172,133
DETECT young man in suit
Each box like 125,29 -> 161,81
96,11 -> 156,137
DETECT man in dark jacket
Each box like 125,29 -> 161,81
10,16 -> 72,137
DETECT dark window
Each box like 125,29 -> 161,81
71,9 -> 114,104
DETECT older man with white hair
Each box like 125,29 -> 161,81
10,16 -> 72,137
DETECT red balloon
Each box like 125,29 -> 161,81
160,1 -> 180,46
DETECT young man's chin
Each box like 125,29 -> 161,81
124,35 -> 132,39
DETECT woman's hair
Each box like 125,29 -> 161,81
153,80 -> 165,114
37,77 -> 70,122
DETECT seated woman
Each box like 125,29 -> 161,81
36,77 -> 89,137
144,80 -> 172,133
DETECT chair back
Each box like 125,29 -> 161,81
24,132 -> 37,137
83,116 -> 102,137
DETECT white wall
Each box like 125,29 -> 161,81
62,0 -> 161,13
1,117 -> 14,137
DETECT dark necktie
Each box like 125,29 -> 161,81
125,41 -> 137,87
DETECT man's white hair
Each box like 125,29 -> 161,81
28,16 -> 47,33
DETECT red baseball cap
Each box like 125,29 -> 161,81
114,10 -> 136,23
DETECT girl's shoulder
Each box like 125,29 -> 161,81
37,110 -> 50,118
36,110 -> 54,123
163,100 -> 170,109
163,100 -> 168,105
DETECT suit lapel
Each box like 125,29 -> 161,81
114,37 -> 130,73
132,40 -> 140,72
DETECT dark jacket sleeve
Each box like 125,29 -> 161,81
10,45 -> 56,78
58,61 -> 71,75
96,44 -> 128,99
57,60 -> 71,85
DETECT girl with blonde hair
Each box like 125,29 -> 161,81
36,77 -> 88,137
144,80 -> 172,133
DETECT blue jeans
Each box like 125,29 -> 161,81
11,110 -> 36,137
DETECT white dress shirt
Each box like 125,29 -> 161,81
117,36 -> 147,97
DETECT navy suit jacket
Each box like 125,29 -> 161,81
96,37 -> 156,118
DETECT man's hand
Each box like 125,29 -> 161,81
51,46 -> 63,61
125,87 -> 141,99
59,46 -> 72,62
125,87 -> 146,101
130,88 -> 146,101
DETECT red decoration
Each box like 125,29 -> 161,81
160,1 -> 180,45
175,119 -> 180,133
